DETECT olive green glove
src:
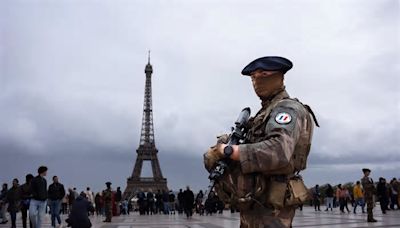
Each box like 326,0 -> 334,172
203,144 -> 225,172
203,134 -> 229,172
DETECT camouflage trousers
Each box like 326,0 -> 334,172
366,199 -> 374,220
105,203 -> 112,222
240,205 -> 295,228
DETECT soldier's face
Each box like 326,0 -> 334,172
250,70 -> 283,99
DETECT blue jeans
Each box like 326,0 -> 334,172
325,197 -> 333,209
353,198 -> 365,213
29,199 -> 47,228
163,202 -> 170,214
10,211 -> 17,228
49,200 -> 62,226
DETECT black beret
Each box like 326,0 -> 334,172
105,182 -> 112,186
362,168 -> 371,173
241,56 -> 293,76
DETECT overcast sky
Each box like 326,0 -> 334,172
1,0 -> 399,193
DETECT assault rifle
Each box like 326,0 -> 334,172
205,107 -> 251,201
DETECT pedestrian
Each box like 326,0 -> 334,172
343,187 -> 351,213
155,190 -> 163,214
313,185 -> 321,211
94,192 -> 102,216
6,178 -> 20,228
204,56 -> 318,227
389,178 -> 399,210
121,198 -> 128,215
377,177 -> 389,214
84,187 -> 95,211
353,181 -> 365,214
137,190 -> 146,215
72,188 -> 78,199
29,166 -> 48,228
20,174 -> 34,228
195,190 -> 204,215
324,184 -> 334,211
177,189 -> 184,214
183,186 -> 194,219
169,190 -> 176,214
205,191 -> 217,215
102,182 -> 112,222
48,176 -> 66,227
115,187 -> 122,216
336,184 -> 343,213
61,195 -> 69,214
361,168 -> 377,222
67,192 -> 94,228
146,190 -> 155,215
0,183 -> 8,224
68,189 -> 75,213
162,190 -> 170,214
94,193 -> 103,216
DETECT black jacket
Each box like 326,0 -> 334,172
19,183 -> 32,200
183,190 -> 194,209
68,196 -> 94,228
377,182 -> 388,199
115,190 -> 122,202
6,186 -> 21,212
30,176 -> 47,201
325,186 -> 334,197
48,183 -> 65,200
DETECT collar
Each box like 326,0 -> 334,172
260,88 -> 289,109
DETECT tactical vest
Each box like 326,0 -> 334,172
214,91 -> 318,210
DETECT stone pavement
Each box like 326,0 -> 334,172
1,206 -> 399,228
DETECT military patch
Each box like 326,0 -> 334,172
275,112 -> 292,124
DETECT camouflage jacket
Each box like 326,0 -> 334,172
239,90 -> 317,175
361,176 -> 375,200
214,90 -> 317,207
103,189 -> 113,203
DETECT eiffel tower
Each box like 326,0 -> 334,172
124,52 -> 168,198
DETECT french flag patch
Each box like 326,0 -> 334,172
275,112 -> 292,124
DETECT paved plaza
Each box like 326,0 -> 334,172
1,206 -> 399,228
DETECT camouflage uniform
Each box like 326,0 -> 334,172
205,56 -> 318,228
238,90 -> 316,228
361,176 -> 376,222
103,188 -> 113,222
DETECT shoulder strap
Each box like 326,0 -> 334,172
303,104 -> 320,127
289,98 -> 320,127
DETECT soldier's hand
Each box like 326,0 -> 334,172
203,144 -> 225,172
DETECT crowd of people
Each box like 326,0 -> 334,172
133,187 -> 225,218
0,166 -> 96,228
0,165 -> 398,227
0,166 -> 229,228
311,177 -> 400,215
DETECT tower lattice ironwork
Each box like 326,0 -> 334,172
124,52 -> 168,198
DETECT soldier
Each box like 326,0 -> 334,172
361,168 -> 377,222
204,56 -> 318,227
102,182 -> 113,223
